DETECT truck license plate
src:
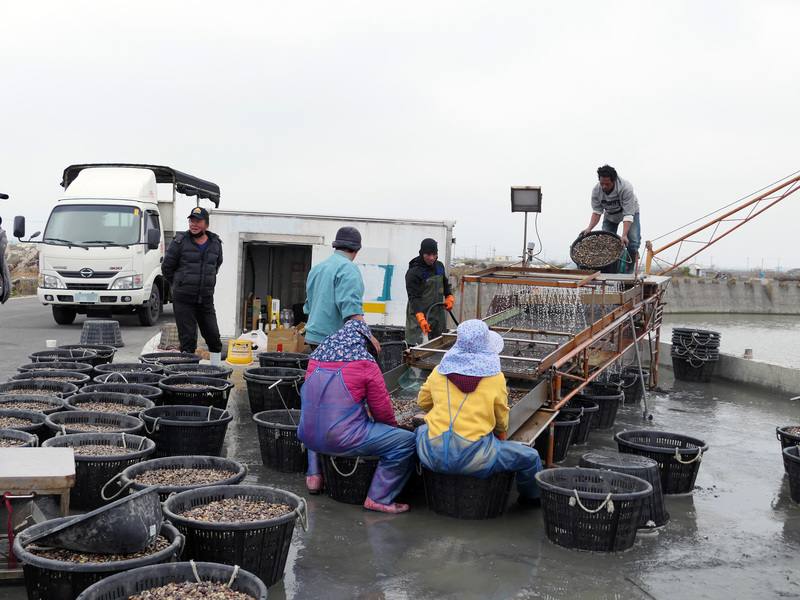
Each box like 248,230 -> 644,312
74,292 -> 99,303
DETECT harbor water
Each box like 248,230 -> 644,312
663,314 -> 800,368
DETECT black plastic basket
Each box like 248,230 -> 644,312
0,408 -> 47,438
422,468 -> 515,519
570,230 -> 625,270
535,413 -> 580,463
112,455 -> 247,502
0,379 -> 79,398
141,405 -> 233,458
0,394 -> 65,415
45,410 -> 144,437
11,370 -> 92,388
563,398 -> 599,444
257,351 -> 310,371
371,325 -> 406,343
0,428 -> 38,447
29,348 -> 98,365
782,446 -> 800,504
18,361 -> 93,375
579,451 -> 669,528
96,362 -> 164,375
162,363 -> 234,380
252,410 -> 306,473
158,375 -> 234,410
58,344 -> 117,367
65,391 -> 155,416
75,561 -> 267,600
93,371 -> 164,386
82,383 -> 163,403
535,467 -> 653,552
672,356 -> 718,383
140,351 -> 201,366
163,484 -> 306,587
13,519 -> 182,600
776,425 -> 800,449
376,341 -> 407,373
42,433 -> 156,510
581,390 -> 623,430
615,429 -> 708,494
244,367 -> 304,414
319,454 -> 379,504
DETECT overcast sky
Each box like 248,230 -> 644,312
1,1 -> 798,269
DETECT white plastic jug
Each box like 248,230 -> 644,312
238,329 -> 268,352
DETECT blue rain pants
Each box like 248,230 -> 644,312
298,367 -> 416,505
415,385 -> 541,499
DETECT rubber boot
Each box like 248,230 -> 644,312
210,352 -> 221,366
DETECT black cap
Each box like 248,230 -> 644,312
420,238 -> 438,254
332,226 -> 362,251
188,206 -> 210,222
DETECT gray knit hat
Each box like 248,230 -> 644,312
332,226 -> 362,251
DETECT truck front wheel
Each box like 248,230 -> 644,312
138,285 -> 162,326
52,306 -> 77,325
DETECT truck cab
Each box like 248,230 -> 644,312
18,164 -> 220,325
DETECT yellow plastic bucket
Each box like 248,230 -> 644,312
226,339 -> 253,365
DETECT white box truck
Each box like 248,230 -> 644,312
13,164 -> 220,325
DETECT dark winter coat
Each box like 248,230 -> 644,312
162,231 -> 223,302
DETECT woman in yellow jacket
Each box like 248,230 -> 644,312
415,319 -> 542,505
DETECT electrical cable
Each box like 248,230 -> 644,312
651,168 -> 800,243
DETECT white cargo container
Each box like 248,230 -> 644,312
210,210 -> 455,338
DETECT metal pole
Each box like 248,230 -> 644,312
522,212 -> 529,266
628,313 -> 651,419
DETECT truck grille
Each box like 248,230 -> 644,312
65,283 -> 109,291
57,270 -> 116,279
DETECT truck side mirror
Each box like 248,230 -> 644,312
13,216 -> 25,239
147,228 -> 160,250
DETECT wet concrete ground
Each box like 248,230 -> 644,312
3,354 -> 800,599
228,369 -> 800,600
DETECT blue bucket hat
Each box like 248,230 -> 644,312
438,319 -> 504,377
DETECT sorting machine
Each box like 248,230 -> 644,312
385,266 -> 671,465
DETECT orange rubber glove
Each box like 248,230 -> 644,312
495,431 -> 508,440
444,295 -> 455,311
415,312 -> 431,335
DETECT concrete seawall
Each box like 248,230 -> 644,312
664,276 -> 800,314
658,342 -> 800,396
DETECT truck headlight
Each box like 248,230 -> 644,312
111,274 -> 143,290
40,273 -> 66,289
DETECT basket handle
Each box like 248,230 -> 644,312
143,416 -> 160,435
674,447 -> 703,464
274,385 -> 297,427
268,378 -> 284,390
295,497 -> 309,532
226,565 -> 241,588
121,432 -> 127,449
569,490 -> 615,514
100,473 -> 132,501
330,455 -> 360,478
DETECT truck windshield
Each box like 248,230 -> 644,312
43,205 -> 142,246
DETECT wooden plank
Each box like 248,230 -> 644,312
0,448 -> 75,491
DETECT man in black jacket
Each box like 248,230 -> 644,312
162,207 -> 223,363
405,238 -> 454,345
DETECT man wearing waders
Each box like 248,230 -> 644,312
405,238 -> 454,345
581,165 -> 641,273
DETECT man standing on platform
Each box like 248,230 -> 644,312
582,164 -> 641,273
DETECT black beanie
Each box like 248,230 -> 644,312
420,238 -> 438,254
